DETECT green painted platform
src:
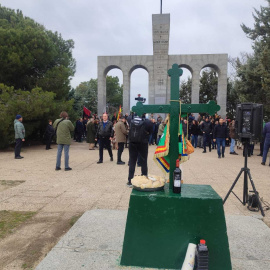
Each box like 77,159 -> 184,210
120,184 -> 232,270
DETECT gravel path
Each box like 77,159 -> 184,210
0,141 -> 269,269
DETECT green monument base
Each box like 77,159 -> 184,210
120,184 -> 232,270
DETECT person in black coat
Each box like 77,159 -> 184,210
201,117 -> 213,153
127,112 -> 134,126
182,119 -> 188,137
188,114 -> 195,140
190,120 -> 200,148
44,120 -> 55,150
213,118 -> 229,158
128,116 -> 153,186
111,112 -> 117,123
76,118 -> 84,142
83,117 -> 88,138
74,119 -> 79,141
152,119 -> 158,145
95,113 -> 114,163
262,120 -> 270,165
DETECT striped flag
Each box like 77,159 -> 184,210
117,105 -> 122,120
153,119 -> 170,177
153,116 -> 190,179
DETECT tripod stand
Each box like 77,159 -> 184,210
223,140 -> 265,217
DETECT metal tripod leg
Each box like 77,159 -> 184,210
223,168 -> 244,204
243,169 -> 248,205
247,170 -> 265,217
223,140 -> 265,217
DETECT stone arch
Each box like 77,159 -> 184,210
97,65 -> 123,115
178,64 -> 193,75
129,65 -> 150,108
106,66 -> 124,114
199,65 -> 218,105
103,65 -> 122,77
201,63 -> 220,76
178,64 -> 193,104
199,62 -> 227,117
129,64 -> 149,76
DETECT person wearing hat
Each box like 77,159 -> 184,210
14,114 -> 25,159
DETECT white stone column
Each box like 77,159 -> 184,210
148,67 -> 155,105
217,72 -> 228,118
191,70 -> 200,104
97,72 -> 106,116
123,71 -> 131,114
152,14 -> 170,105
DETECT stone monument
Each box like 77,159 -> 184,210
97,13 -> 228,117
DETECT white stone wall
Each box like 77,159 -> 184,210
97,14 -> 228,118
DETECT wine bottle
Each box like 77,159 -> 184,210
173,159 -> 181,193
195,239 -> 209,270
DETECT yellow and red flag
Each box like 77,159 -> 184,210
117,105 -> 122,120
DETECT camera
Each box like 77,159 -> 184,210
235,103 -> 263,142
135,94 -> 146,103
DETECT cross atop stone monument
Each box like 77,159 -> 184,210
132,63 -> 220,189
97,13 -> 227,117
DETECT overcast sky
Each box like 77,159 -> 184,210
1,0 -> 266,107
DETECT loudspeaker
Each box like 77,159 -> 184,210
235,103 -> 263,141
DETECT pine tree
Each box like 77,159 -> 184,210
179,77 -> 192,103
0,5 -> 76,100
236,0 -> 270,117
0,6 -> 76,148
199,69 -> 218,103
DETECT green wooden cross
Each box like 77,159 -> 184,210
132,63 -> 220,190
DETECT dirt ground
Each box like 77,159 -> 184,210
0,210 -> 81,270
0,181 -> 25,192
0,141 -> 269,269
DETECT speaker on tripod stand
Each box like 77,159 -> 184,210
235,103 -> 263,142
223,103 -> 265,216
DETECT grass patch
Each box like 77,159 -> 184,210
0,180 -> 25,186
69,214 -> 82,227
0,210 -> 36,239
0,180 -> 25,192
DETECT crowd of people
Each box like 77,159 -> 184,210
186,114 -> 236,158
186,113 -> 270,162
13,111 -> 270,184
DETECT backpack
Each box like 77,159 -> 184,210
129,117 -> 145,143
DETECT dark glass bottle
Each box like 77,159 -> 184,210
173,159 -> 181,193
195,239 -> 209,270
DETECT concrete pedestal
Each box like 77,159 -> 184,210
120,184 -> 232,269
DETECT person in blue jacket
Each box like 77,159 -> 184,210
261,120 -> 270,166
